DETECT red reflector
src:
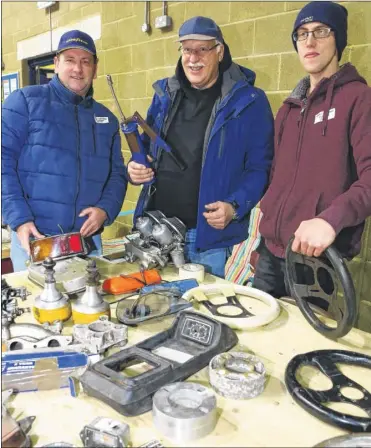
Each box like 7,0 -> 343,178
69,234 -> 83,252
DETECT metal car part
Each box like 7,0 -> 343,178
285,349 -> 371,432
5,334 -> 73,351
152,224 -> 173,245
170,248 -> 185,267
73,316 -> 128,354
1,279 -> 30,325
80,417 -> 130,448
136,216 -> 153,238
209,352 -> 266,399
153,382 -> 217,442
33,257 -> 71,323
122,239 -> 167,269
41,443 -> 76,447
314,433 -> 371,447
28,256 -> 89,295
106,77 -> 185,175
161,216 -> 186,240
72,260 -> 110,324
2,389 -> 36,448
4,322 -> 61,340
143,210 -> 166,225
139,440 -> 164,448
182,283 -> 280,330
79,310 -> 238,416
285,236 -> 358,339
43,320 -> 64,333
116,288 -> 193,326
2,320 -> 71,351
122,211 -> 186,270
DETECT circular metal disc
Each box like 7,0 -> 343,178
153,382 -> 217,442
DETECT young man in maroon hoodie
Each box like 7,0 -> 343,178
253,1 -> 371,298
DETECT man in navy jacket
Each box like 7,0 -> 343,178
2,30 -> 127,271
127,16 -> 274,277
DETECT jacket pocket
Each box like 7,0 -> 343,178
259,190 -> 284,242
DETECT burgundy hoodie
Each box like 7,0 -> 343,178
260,63 -> 371,259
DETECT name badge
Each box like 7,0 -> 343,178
95,116 -> 109,124
328,108 -> 336,120
314,108 -> 335,124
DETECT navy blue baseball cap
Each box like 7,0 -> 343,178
292,2 -> 348,60
57,30 -> 97,56
178,16 -> 223,42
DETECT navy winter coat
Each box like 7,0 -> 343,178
2,75 -> 127,235
135,62 -> 274,251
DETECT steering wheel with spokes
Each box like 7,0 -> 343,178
285,236 -> 358,339
285,349 -> 371,432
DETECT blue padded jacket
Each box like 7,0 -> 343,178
134,62 -> 274,251
2,75 -> 127,235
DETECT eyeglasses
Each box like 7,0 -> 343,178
179,43 -> 220,57
293,27 -> 333,42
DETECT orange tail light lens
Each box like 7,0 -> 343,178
102,269 -> 162,295
30,232 -> 86,264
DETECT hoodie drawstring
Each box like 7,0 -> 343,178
322,78 -> 336,136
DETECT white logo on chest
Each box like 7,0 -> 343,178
94,116 -> 109,124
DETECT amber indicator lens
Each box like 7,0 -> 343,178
30,232 -> 86,263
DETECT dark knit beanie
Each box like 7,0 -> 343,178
292,1 -> 348,60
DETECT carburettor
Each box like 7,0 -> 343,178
122,211 -> 186,270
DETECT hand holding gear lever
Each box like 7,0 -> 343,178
106,75 -> 186,186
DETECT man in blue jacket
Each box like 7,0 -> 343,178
127,16 -> 274,277
2,30 -> 127,271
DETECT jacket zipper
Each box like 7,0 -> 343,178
92,123 -> 97,155
195,84 -> 254,250
202,85 -> 256,167
274,103 -> 309,242
218,126 -> 225,159
73,106 -> 81,230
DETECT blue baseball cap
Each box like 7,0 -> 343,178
57,30 -> 97,56
178,16 -> 223,42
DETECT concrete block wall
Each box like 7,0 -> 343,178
2,1 -> 371,330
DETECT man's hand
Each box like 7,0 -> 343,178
292,218 -> 336,257
127,160 -> 154,185
16,222 -> 44,254
79,207 -> 108,237
203,201 -> 235,230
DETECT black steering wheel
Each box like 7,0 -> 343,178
285,236 -> 358,339
285,349 -> 371,432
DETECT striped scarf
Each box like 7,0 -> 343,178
225,205 -> 263,285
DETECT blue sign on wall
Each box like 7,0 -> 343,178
2,72 -> 19,101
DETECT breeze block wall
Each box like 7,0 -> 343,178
2,1 -> 371,330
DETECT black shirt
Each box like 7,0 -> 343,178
151,73 -> 222,228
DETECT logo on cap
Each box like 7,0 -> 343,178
300,16 -> 313,24
66,38 -> 89,45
